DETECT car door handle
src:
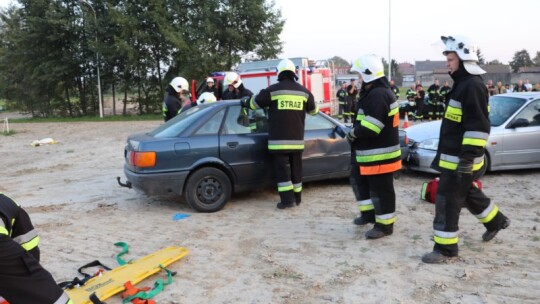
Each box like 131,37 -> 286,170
227,141 -> 239,148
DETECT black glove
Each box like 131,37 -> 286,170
236,107 -> 250,126
346,130 -> 357,145
240,96 -> 251,108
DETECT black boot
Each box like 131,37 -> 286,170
353,211 -> 375,226
483,217 -> 510,242
421,251 -> 456,264
365,224 -> 393,239
276,202 -> 294,209
295,192 -> 302,206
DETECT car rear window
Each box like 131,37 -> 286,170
489,96 -> 526,127
149,105 -> 215,138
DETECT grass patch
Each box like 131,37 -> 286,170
1,130 -> 17,136
532,236 -> 540,242
9,114 -> 162,123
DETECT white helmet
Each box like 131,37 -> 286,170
441,35 -> 485,75
206,77 -> 214,83
196,92 -> 217,105
350,54 -> 385,83
169,77 -> 189,93
223,72 -> 242,88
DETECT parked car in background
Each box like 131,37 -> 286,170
119,101 -> 408,212
405,92 -> 540,174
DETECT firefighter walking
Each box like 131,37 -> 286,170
422,35 -> 510,263
0,193 -> 73,304
242,59 -> 318,209
336,82 -> 348,121
347,54 -> 401,239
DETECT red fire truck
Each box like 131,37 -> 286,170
194,57 -> 337,115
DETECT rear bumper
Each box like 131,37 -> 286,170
123,165 -> 189,196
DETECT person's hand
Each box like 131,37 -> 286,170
456,159 -> 473,178
240,96 -> 250,108
346,130 -> 357,145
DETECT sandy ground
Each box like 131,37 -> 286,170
1,117 -> 540,304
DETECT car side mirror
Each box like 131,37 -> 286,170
507,118 -> 529,129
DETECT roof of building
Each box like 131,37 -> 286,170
518,66 -> 540,73
415,60 -> 446,72
481,64 -> 511,73
398,62 -> 415,75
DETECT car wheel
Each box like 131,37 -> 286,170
184,167 -> 231,212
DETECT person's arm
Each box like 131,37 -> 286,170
458,82 -> 490,168
352,89 -> 389,140
305,92 -> 319,116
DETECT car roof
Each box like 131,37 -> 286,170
497,92 -> 540,100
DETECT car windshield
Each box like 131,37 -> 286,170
149,104 -> 216,138
489,96 -> 526,127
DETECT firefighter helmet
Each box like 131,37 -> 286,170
223,72 -> 242,88
441,35 -> 485,75
351,54 -> 385,83
196,92 -> 217,105
276,58 -> 298,81
169,77 -> 189,93
206,77 -> 214,83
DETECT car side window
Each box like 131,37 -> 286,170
223,105 -> 268,134
514,100 -> 540,127
194,109 -> 225,135
305,113 -> 334,130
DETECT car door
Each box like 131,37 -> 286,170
302,114 -> 351,179
219,105 -> 273,188
501,100 -> 540,167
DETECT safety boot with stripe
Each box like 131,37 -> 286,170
353,210 -> 375,226
483,217 -> 510,242
421,251 -> 456,264
365,224 -> 393,239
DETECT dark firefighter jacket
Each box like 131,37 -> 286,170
439,85 -> 451,103
162,86 -> 182,122
427,84 -> 440,103
0,193 -> 40,256
249,79 -> 318,153
336,88 -> 347,104
351,78 -> 401,175
431,69 -> 490,173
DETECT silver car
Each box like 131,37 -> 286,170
405,92 -> 540,173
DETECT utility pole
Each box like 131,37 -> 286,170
79,0 -> 103,118
388,0 -> 392,81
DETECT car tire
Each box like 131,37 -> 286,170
184,167 -> 232,213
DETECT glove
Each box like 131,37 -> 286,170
236,107 -> 249,126
240,96 -> 251,108
346,130 -> 357,145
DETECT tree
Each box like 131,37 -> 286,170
486,59 -> 502,65
381,58 -> 400,80
533,51 -> 540,67
476,48 -> 485,65
328,56 -> 349,67
509,49 -> 533,72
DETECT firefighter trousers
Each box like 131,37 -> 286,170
350,167 -> 396,231
272,152 -> 303,205
0,239 -> 71,304
433,170 -> 508,257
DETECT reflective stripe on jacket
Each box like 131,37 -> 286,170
0,193 -> 40,252
351,80 -> 402,175
431,74 -> 490,173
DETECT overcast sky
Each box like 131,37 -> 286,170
2,0 -> 539,65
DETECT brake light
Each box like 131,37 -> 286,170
129,151 -> 156,168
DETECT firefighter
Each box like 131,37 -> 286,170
222,72 -> 253,100
336,82 -> 348,121
439,80 -> 451,115
347,54 -> 401,239
422,35 -> 510,263
427,78 -> 441,120
0,193 -> 73,303
204,77 -> 218,97
414,84 -> 426,121
400,84 -> 417,119
162,76 -> 190,122
389,79 -> 400,100
345,78 -> 358,123
241,59 -> 318,209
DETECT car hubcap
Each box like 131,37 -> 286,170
196,177 -> 222,204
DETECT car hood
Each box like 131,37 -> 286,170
405,121 -> 441,143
